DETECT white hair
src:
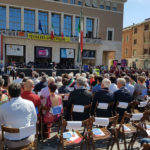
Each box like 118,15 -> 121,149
48,77 -> 55,84
102,78 -> 111,88
81,73 -> 86,78
117,78 -> 126,86
104,73 -> 110,79
68,73 -> 73,79
77,77 -> 87,87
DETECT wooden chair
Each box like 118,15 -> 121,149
57,116 -> 94,150
40,105 -> 63,141
1,124 -> 38,150
94,102 -> 114,117
71,104 -> 91,121
132,110 -> 150,146
117,111 -> 143,150
88,115 -> 119,150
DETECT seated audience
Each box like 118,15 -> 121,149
124,75 -> 135,96
92,76 -> 103,93
109,75 -> 118,93
67,77 -> 92,121
58,78 -> 71,94
21,79 -> 41,113
34,75 -> 47,93
0,83 -> 37,149
113,78 -> 132,122
92,78 -> 113,117
13,72 -> 25,84
133,76 -> 147,101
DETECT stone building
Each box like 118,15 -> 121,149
122,18 -> 150,69
0,0 -> 126,68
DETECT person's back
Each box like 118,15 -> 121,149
67,77 -> 92,121
114,78 -> 132,122
92,79 -> 113,117
0,83 -> 37,144
0,97 -> 36,129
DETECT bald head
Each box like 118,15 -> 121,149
24,79 -> 34,91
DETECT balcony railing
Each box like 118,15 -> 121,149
0,29 -> 101,44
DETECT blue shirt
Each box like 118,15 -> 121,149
125,83 -> 134,96
92,84 -> 101,93
109,83 -> 118,93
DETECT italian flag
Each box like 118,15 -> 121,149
78,19 -> 84,53
51,24 -> 54,40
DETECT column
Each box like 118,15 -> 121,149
72,15 -> 75,36
6,5 -> 9,30
35,9 -> 38,33
97,18 -> 100,38
93,17 -> 97,38
48,11 -> 51,34
84,16 -> 86,37
21,7 -> 24,31
61,13 -> 64,35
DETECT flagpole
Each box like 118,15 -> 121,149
79,0 -> 84,74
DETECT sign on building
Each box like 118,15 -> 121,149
6,44 -> 24,56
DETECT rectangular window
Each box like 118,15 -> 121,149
0,6 -> 6,29
100,5 -> 104,9
38,12 -> 48,34
64,15 -> 72,37
78,1 -> 82,5
112,7 -> 117,11
51,13 -> 61,36
108,31 -> 112,40
144,49 -> 148,55
126,35 -> 128,42
63,0 -> 68,3
86,18 -> 93,38
70,0 -> 75,4
134,28 -> 137,34
133,50 -> 136,56
75,17 -> 80,37
9,7 -> 21,31
144,24 -> 149,31
24,9 -> 35,32
106,6 -> 110,10
134,39 -> 137,45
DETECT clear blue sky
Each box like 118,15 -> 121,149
123,0 -> 150,28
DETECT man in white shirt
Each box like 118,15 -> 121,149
0,83 -> 37,149
13,72 -> 25,84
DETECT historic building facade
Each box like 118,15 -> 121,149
0,0 -> 126,68
122,18 -> 150,69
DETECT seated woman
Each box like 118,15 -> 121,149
133,76 -> 147,101
42,83 -> 63,139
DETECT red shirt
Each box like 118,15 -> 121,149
21,91 -> 41,107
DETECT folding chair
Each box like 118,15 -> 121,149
1,124 -> 38,150
88,115 -> 119,150
57,116 -> 94,150
118,111 -> 144,150
71,104 -> 91,121
94,102 -> 114,117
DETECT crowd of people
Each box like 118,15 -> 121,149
0,68 -> 150,149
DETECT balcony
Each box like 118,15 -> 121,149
0,29 -> 101,44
